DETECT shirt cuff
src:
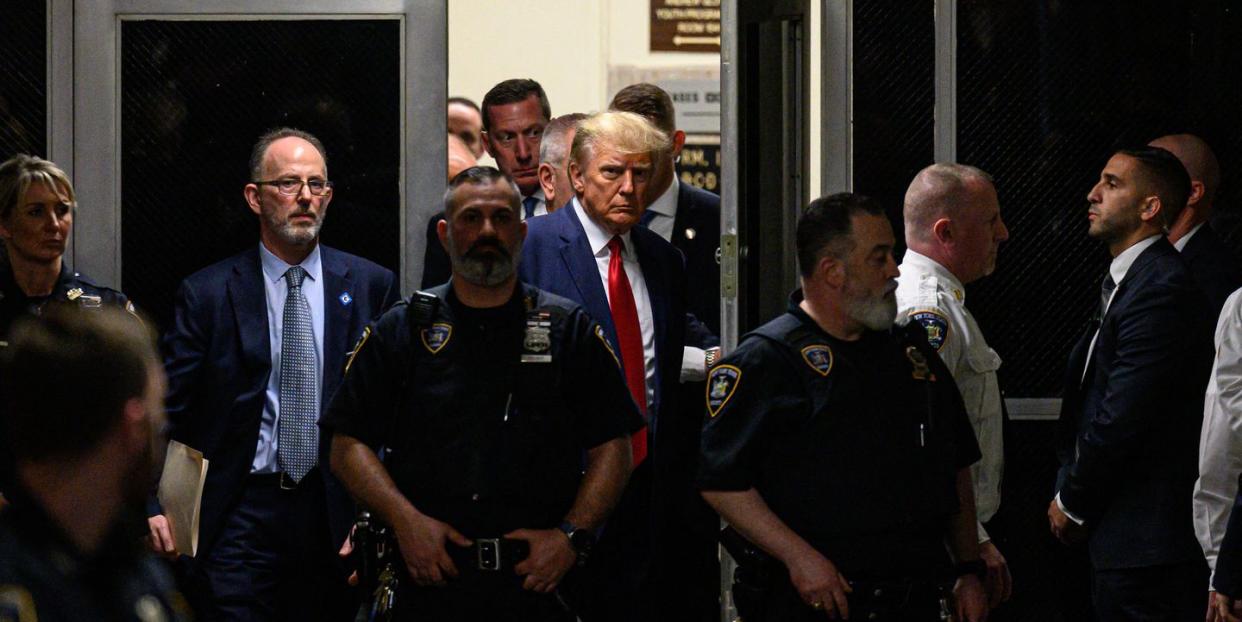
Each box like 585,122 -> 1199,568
681,346 -> 707,382
977,520 -> 990,545
1055,493 -> 1086,526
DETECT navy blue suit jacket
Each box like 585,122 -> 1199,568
160,245 -> 398,562
1181,223 -> 1242,321
1056,238 -> 1212,569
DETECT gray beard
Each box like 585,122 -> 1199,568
846,289 -> 897,331
448,237 -> 522,287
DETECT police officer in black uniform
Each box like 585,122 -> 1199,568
0,306 -> 188,622
323,167 -> 641,620
0,154 -> 132,498
698,193 -> 990,622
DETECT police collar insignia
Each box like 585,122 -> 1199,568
706,365 -> 741,418
909,310 -> 949,352
521,311 -> 553,363
345,325 -> 372,374
906,346 -> 936,381
595,325 -> 620,368
420,322 -> 452,354
66,287 -> 84,301
800,344 -> 833,377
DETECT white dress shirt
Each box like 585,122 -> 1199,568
573,197 -> 657,411
254,243 -> 325,473
1174,222 -> 1205,252
1060,234 -> 1162,522
896,250 -> 1004,543
643,177 -> 680,242
1194,287 -> 1242,586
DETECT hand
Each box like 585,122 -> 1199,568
1207,591 -> 1219,622
339,526 -> 358,587
1047,499 -> 1085,545
505,528 -> 577,593
394,511 -> 472,587
1215,590 -> 1242,622
954,574 -> 989,622
785,549 -> 851,619
146,515 -> 178,558
979,540 -> 1012,608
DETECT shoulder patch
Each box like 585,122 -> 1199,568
800,344 -> 834,377
344,325 -> 372,375
706,365 -> 742,418
594,325 -> 620,368
420,322 -> 452,354
908,310 -> 950,352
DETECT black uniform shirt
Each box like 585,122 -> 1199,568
0,491 -> 189,622
0,263 -> 132,496
322,282 -> 643,537
698,294 -> 980,579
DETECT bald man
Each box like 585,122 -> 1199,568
895,163 -> 1012,609
1149,134 -> 1241,317
537,113 -> 587,214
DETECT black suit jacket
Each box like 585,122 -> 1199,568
668,183 -> 721,336
160,245 -> 398,562
1056,237 -> 1212,569
1181,223 -> 1242,321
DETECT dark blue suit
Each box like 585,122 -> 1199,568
520,204 -> 696,621
1056,238 -> 1212,620
160,245 -> 397,620
1181,223 -> 1242,321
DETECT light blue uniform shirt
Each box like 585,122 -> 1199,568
252,243 -> 325,473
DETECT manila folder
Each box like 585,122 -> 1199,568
156,439 -> 209,557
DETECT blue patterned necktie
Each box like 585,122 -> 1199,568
523,195 -> 539,220
278,265 -> 318,483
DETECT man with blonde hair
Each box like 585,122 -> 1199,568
520,111 -> 696,621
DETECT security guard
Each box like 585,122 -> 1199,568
0,154 -> 133,498
0,306 -> 189,622
323,167 -> 641,620
699,193 -> 990,622
896,163 -> 1011,607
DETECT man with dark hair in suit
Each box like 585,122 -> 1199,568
1149,134 -> 1241,319
150,127 -> 399,620
520,111 -> 694,621
423,80 -> 553,289
609,82 -> 721,621
1050,146 -> 1212,621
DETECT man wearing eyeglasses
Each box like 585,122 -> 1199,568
149,127 -> 399,620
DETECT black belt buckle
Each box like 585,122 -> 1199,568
477,538 -> 502,571
279,472 -> 297,491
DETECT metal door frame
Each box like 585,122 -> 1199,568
62,0 -> 445,294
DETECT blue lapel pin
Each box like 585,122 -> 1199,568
339,292 -> 353,306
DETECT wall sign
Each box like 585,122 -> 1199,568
650,0 -> 721,53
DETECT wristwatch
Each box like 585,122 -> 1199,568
558,521 -> 596,566
704,346 -> 722,370
954,559 -> 987,580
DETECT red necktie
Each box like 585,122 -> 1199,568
608,236 -> 648,465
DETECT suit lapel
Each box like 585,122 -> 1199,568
670,184 -> 690,249
320,247 -> 355,401
633,230 -> 669,402
558,207 -> 617,344
228,249 -> 270,373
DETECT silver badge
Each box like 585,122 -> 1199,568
521,316 -> 553,363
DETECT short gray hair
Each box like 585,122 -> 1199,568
903,163 -> 994,243
248,127 -> 328,181
442,166 -> 521,220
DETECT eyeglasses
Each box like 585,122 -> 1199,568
252,178 -> 334,196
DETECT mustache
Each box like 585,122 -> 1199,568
465,237 -> 510,259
